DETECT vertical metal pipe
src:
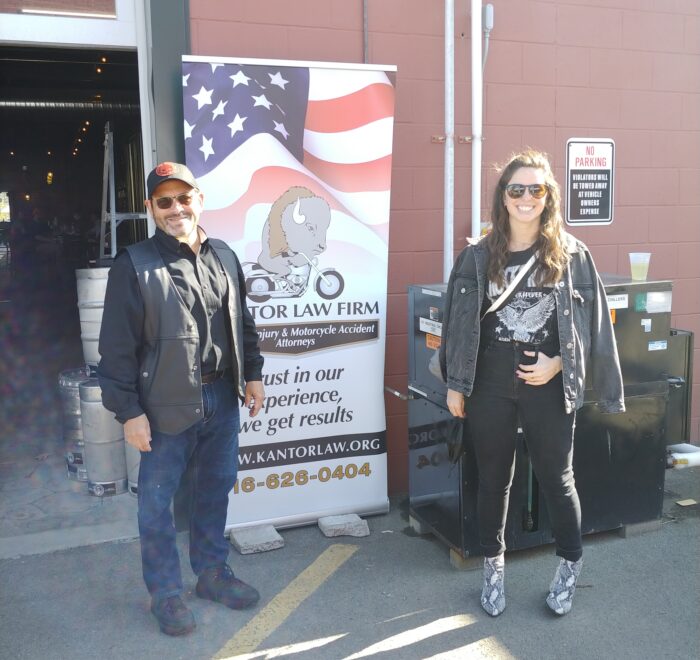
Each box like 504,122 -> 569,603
135,0 -> 156,236
443,0 -> 455,281
471,0 -> 483,240
108,130 -> 117,258
363,0 -> 368,64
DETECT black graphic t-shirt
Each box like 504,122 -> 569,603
481,246 -> 559,351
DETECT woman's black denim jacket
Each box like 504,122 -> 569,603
439,233 -> 625,414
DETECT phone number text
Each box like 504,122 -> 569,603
233,462 -> 372,494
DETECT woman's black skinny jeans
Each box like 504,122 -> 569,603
464,341 -> 583,562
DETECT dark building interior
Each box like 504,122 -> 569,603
0,44 -> 141,463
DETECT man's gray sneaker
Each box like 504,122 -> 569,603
196,564 -> 260,610
150,595 -> 196,636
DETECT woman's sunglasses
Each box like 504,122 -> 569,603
504,183 -> 548,199
154,191 -> 197,210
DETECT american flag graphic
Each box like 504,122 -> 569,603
181,59 -> 396,243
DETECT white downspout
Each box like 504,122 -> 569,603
443,0 -> 455,281
471,0 -> 483,240
135,0 -> 156,236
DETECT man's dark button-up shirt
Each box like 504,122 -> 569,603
150,229 -> 232,375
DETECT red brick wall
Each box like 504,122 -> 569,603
190,0 -> 700,493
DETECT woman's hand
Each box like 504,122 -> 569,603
446,388 -> 466,418
516,351 -> 562,386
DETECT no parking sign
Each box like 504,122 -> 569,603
566,138 -> 615,226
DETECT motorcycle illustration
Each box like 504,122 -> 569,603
242,251 -> 345,303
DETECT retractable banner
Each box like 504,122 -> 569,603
181,56 -> 396,528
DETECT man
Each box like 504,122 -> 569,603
98,162 -> 265,636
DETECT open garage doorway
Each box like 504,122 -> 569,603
0,44 -> 143,519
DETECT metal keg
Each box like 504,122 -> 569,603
125,441 -> 141,497
79,378 -> 127,496
58,367 -> 91,482
75,267 -> 110,366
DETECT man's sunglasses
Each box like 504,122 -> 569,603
153,191 -> 197,210
504,183 -> 548,199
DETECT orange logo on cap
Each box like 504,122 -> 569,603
155,162 -> 175,176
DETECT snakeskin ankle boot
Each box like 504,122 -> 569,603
546,557 -> 583,615
481,554 -> 506,617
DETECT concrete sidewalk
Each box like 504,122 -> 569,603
0,467 -> 698,660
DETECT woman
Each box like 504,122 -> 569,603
439,149 -> 624,617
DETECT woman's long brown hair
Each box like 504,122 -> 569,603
485,149 -> 570,287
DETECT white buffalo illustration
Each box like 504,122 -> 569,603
257,187 -> 331,276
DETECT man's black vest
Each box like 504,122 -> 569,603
125,238 -> 247,434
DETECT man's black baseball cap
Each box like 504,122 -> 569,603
146,162 -> 199,198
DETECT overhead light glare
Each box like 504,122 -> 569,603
20,9 -> 116,19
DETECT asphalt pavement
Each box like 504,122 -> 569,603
0,466 -> 698,660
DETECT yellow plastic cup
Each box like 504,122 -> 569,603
629,252 -> 651,281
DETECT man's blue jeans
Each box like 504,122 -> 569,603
137,377 -> 240,601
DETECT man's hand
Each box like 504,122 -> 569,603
245,380 -> 265,417
446,388 -> 466,418
124,414 -> 152,452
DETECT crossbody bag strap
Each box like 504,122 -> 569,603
481,252 -> 538,319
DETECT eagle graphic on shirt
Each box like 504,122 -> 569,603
488,263 -> 557,344
497,295 -> 556,343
